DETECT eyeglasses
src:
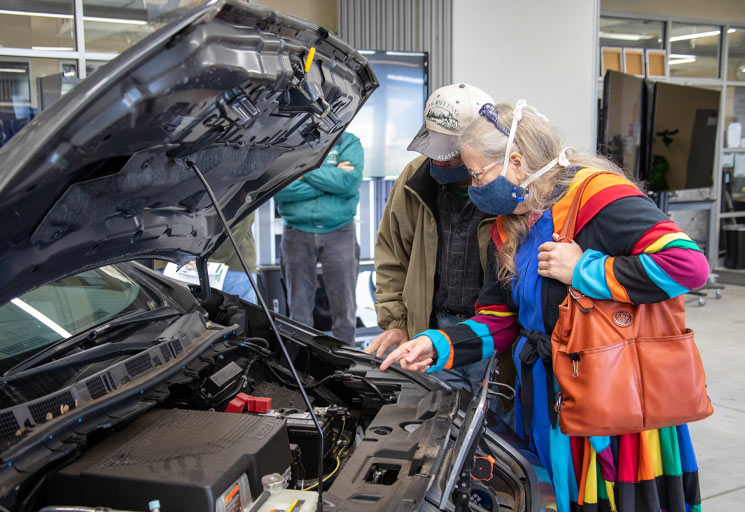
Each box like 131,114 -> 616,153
468,160 -> 501,185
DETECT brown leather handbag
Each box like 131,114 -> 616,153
551,174 -> 713,437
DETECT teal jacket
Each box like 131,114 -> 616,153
275,132 -> 364,233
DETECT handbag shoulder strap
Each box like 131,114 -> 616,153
561,171 -> 613,240
559,171 -> 612,311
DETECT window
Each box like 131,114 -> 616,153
599,18 -> 665,50
728,28 -> 745,82
0,58 -> 80,148
599,18 -> 665,77
0,2 -> 76,51
724,87 -> 745,126
82,0 -> 206,53
669,23 -> 722,78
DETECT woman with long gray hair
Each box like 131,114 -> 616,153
380,101 -> 709,512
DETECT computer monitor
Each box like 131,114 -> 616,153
599,70 -> 647,180
345,51 -> 428,177
649,82 -> 719,191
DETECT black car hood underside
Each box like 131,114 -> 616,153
0,0 -> 377,305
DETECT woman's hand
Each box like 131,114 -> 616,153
364,328 -> 409,358
379,336 -> 435,373
537,233 -> 583,285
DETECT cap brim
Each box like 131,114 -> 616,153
406,125 -> 459,161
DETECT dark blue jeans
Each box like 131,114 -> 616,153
219,270 -> 257,303
280,222 -> 359,343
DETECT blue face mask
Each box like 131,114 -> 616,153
468,152 -> 567,215
429,161 -> 471,184
468,176 -> 526,215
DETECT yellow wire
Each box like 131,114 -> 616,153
333,419 -> 346,454
302,456 -> 340,491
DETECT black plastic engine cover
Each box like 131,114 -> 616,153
325,390 -> 460,510
45,408 -> 291,511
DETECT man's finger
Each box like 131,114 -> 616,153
380,346 -> 406,371
363,335 -> 382,354
376,337 -> 398,358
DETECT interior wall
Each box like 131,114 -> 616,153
602,0 -> 745,24
452,0 -> 599,150
338,0 -> 454,96
256,0 -> 337,32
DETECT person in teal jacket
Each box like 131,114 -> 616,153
275,131 -> 364,343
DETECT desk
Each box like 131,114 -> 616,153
666,199 -> 717,268
665,198 -> 723,305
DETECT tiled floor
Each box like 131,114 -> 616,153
685,284 -> 745,510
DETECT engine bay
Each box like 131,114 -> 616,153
0,284 -> 529,512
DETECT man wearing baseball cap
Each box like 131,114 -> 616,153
366,84 -> 515,412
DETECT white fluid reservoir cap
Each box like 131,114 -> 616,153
261,472 -> 286,494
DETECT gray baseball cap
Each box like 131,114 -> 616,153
407,83 -> 494,161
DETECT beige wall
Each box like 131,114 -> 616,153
258,0 -> 338,33
602,0 -> 745,24
453,0 -> 599,150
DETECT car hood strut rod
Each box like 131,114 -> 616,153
186,159 -> 326,511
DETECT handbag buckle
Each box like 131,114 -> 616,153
568,352 -> 580,378
554,392 -> 563,412
568,288 -> 584,300
568,287 -> 593,312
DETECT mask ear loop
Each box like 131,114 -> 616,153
517,146 -> 576,201
500,99 -> 527,178
557,146 -> 574,168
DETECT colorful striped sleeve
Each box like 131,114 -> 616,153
425,240 -> 519,373
425,305 -> 519,373
569,193 -> 709,304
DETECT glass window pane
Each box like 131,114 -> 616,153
85,60 -> 106,77
669,23 -> 721,78
0,1 -> 75,51
728,27 -> 745,82
599,18 -> 664,77
82,0 -> 205,53
599,17 -> 665,50
0,58 -> 80,148
721,87 -> 745,153
724,86 -> 745,142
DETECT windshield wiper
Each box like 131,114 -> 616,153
0,339 -> 161,382
3,306 -> 181,378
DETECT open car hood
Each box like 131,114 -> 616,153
0,0 -> 377,305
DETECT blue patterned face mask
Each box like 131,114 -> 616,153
468,175 -> 526,215
429,161 -> 471,184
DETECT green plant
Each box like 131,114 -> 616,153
649,128 -> 678,191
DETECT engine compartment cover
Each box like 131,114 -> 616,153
45,408 -> 291,511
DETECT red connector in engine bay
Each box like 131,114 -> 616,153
224,392 -> 272,414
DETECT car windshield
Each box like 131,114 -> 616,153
0,265 -> 157,372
